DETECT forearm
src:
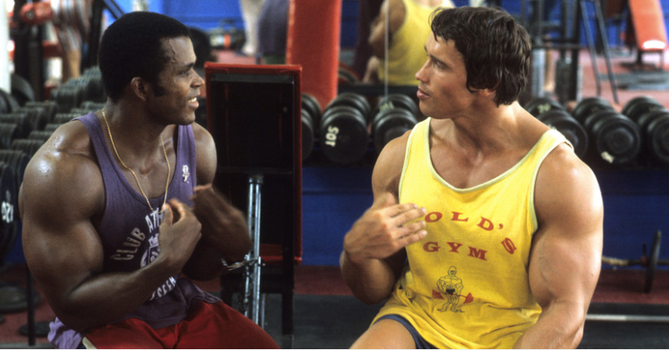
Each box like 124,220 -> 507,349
51,261 -> 176,332
199,209 -> 251,263
368,19 -> 388,58
340,251 -> 398,305
514,302 -> 586,349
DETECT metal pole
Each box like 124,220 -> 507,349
0,0 -> 9,93
245,174 -> 263,325
587,314 -> 669,323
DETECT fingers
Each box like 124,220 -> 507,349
161,203 -> 173,224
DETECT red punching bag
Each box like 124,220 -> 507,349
286,0 -> 341,111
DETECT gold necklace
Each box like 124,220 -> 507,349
102,110 -> 171,212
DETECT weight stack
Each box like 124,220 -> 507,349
286,0 -> 341,111
530,47 -> 546,98
555,58 -> 582,106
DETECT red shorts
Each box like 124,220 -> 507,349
82,301 -> 279,349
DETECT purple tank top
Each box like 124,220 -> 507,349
49,112 -> 219,348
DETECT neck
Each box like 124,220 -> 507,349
102,102 -> 171,159
433,101 -> 526,155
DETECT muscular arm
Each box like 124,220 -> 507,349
340,134 -> 427,304
368,0 -> 406,58
514,144 -> 603,348
183,123 -> 252,281
19,125 -> 201,332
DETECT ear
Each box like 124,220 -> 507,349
130,77 -> 150,101
477,88 -> 496,98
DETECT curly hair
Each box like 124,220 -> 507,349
98,12 -> 191,102
429,6 -> 531,106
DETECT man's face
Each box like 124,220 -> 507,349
147,36 -> 204,125
415,35 -> 477,120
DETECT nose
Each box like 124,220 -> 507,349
193,71 -> 205,88
415,60 -> 429,83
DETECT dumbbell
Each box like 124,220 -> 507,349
536,110 -> 588,159
320,92 -> 371,165
602,230 -> 666,293
582,109 -> 641,166
301,93 -> 321,161
524,96 -> 564,117
51,85 -> 83,113
0,123 -> 19,150
622,96 -> 669,167
525,97 -> 589,159
0,112 -> 32,139
622,96 -> 664,119
571,97 -> 615,124
371,94 -> 418,153
24,101 -> 58,123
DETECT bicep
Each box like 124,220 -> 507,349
369,0 -> 405,57
529,148 -> 603,311
193,123 -> 217,186
20,152 -> 105,313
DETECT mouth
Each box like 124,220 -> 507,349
188,97 -> 199,109
417,87 -> 430,99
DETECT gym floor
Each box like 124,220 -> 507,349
1,47 -> 668,348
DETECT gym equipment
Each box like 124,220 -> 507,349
602,231 -> 665,293
0,161 -> 17,264
625,0 -> 667,71
371,94 -> 418,153
535,110 -> 589,159
0,124 -> 20,150
24,101 -> 58,123
622,96 -> 664,119
53,113 -> 81,124
301,93 -> 321,160
0,89 -> 20,114
571,97 -> 615,124
43,123 -> 62,133
14,107 -> 48,133
524,96 -> 564,117
206,63 -> 302,348
286,0 -> 341,111
10,74 -> 35,106
635,108 -> 669,166
582,109 -> 641,166
27,131 -> 52,142
207,19 -> 246,51
11,139 -> 45,158
524,97 -> 589,158
320,93 -> 371,165
0,112 -> 32,140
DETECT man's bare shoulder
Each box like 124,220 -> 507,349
372,129 -> 411,196
21,120 -> 104,217
535,143 -> 603,232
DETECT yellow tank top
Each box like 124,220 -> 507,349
372,118 -> 571,348
378,0 -> 450,85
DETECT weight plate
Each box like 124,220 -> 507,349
645,230 -> 662,293
524,97 -> 564,117
10,74 -> 35,106
572,97 -> 614,123
621,96 -> 661,118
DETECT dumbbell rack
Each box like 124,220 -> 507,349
528,0 -> 619,104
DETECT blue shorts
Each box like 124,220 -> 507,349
376,314 -> 436,349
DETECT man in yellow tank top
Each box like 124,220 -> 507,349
363,0 -> 453,86
341,6 -> 603,349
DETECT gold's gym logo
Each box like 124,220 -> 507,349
432,266 -> 473,312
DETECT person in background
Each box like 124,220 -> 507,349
362,0 -> 454,86
239,0 -> 265,57
20,11 -> 279,349
257,0 -> 289,64
342,6 -> 603,348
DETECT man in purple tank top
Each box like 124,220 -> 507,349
19,11 -> 278,349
